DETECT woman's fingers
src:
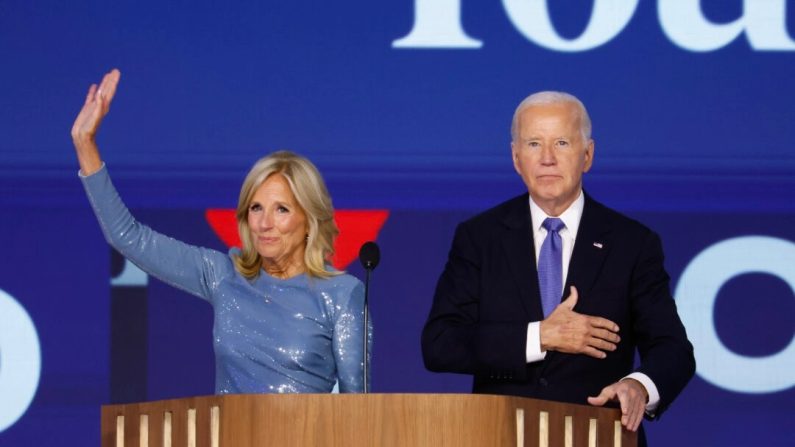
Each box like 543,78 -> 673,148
84,84 -> 97,106
97,69 -> 121,110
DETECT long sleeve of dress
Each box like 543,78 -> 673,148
81,164 -> 228,301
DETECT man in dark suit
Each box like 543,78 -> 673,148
422,92 -> 695,439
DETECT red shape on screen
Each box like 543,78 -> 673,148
205,209 -> 389,270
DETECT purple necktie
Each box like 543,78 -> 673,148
538,217 -> 565,318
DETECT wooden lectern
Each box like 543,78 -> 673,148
101,393 -> 637,447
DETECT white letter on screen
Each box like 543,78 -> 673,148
676,236 -> 795,394
659,0 -> 795,52
0,288 -> 42,432
111,258 -> 149,286
393,0 -> 483,48
501,0 -> 638,52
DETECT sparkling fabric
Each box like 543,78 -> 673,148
81,165 -> 371,394
538,217 -> 565,318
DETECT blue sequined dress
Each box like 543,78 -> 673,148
81,165 -> 370,394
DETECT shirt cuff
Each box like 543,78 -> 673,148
624,372 -> 660,414
525,322 -> 547,363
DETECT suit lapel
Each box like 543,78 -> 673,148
497,194 -> 613,321
499,195 -> 545,320
564,194 -> 612,302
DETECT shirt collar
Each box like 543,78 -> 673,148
529,190 -> 585,234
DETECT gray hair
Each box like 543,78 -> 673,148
510,91 -> 592,142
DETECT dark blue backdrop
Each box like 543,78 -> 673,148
1,1 -> 794,445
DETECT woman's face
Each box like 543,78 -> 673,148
246,173 -> 308,274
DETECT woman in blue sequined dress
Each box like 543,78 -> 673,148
71,69 -> 370,394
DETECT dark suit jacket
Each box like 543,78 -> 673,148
422,192 -> 695,420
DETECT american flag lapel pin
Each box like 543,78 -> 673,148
593,242 -> 604,249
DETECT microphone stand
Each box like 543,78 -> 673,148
358,241 -> 379,394
363,266 -> 370,394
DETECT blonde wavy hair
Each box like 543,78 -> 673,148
233,151 -> 340,279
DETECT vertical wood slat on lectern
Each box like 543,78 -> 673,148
162,411 -> 171,447
589,418 -> 598,447
101,394 -> 636,447
139,414 -> 148,447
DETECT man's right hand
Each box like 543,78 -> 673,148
539,286 -> 620,359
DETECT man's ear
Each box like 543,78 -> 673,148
583,139 -> 595,173
511,143 -> 521,174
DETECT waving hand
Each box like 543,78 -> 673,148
71,69 -> 121,175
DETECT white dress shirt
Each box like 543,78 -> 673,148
523,190 -> 660,413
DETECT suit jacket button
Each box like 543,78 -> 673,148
539,378 -> 548,386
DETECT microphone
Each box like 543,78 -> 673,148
358,241 -> 380,393
359,241 -> 380,271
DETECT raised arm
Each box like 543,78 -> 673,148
71,69 -> 120,175
72,69 -> 231,301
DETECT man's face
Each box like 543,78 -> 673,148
511,102 -> 594,216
